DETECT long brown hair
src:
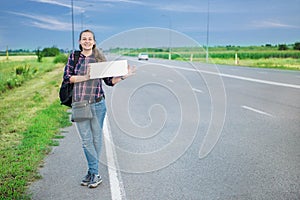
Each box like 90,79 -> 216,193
79,29 -> 106,62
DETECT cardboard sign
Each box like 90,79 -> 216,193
89,60 -> 128,79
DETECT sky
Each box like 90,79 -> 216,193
0,0 -> 300,51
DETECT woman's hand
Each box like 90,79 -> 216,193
124,65 -> 136,79
112,65 -> 136,85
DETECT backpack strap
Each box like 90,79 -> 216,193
73,50 -> 81,68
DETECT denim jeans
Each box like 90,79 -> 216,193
76,99 -> 106,175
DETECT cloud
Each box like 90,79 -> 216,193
251,20 -> 300,29
30,0 -> 84,12
99,0 -> 144,4
156,4 -> 206,13
30,0 -> 70,8
9,11 -> 112,32
9,11 -> 71,31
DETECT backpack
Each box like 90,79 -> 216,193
59,50 -> 81,107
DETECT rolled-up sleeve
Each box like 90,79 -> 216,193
103,77 -> 114,86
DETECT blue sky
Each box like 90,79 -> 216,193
1,0 -> 300,50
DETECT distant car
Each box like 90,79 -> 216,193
138,53 -> 149,60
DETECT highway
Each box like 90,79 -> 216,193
104,56 -> 300,200
30,57 -> 300,200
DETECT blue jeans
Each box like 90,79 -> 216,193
75,99 -> 106,175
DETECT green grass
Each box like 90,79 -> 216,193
0,101 -> 71,200
119,47 -> 300,70
0,57 -> 56,93
0,57 -> 72,199
210,57 -> 300,70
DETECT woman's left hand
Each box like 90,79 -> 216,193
125,65 -> 136,78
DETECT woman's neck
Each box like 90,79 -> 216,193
81,49 -> 93,57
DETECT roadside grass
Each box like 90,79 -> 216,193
170,52 -> 300,70
0,57 -> 57,93
122,49 -> 300,71
206,57 -> 300,71
0,101 -> 71,200
0,57 -> 71,199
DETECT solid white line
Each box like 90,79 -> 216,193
218,73 -> 300,89
241,105 -> 273,117
103,116 -> 126,200
134,60 -> 300,89
192,88 -> 204,93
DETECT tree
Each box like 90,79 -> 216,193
278,44 -> 288,50
36,47 -> 43,62
42,46 -> 60,57
294,42 -> 300,50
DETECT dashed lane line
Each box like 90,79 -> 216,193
241,105 -> 273,117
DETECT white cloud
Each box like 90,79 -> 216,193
30,0 -> 70,8
157,4 -> 206,13
9,11 -> 112,32
30,0 -> 84,12
99,0 -> 144,4
251,20 -> 300,29
9,11 -> 71,31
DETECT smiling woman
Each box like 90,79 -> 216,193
63,29 -> 135,189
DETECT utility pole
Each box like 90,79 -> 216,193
71,0 -> 75,52
206,0 -> 210,63
6,46 -> 9,60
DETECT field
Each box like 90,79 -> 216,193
118,46 -> 300,70
0,55 -> 37,61
0,56 -> 71,199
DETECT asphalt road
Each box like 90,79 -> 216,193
29,57 -> 300,200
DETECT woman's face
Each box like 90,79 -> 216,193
79,32 -> 95,51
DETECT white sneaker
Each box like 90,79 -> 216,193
88,174 -> 102,188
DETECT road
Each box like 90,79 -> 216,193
29,57 -> 300,200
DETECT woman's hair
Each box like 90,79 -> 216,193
79,29 -> 106,62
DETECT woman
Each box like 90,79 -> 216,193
63,29 -> 134,188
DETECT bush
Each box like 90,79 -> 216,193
42,47 -> 60,57
53,54 -> 68,64
278,44 -> 288,50
294,42 -> 300,50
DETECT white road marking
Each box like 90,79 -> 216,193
192,88 -> 204,93
103,116 -> 126,200
133,60 -> 300,89
241,105 -> 273,117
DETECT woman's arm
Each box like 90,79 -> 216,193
69,65 -> 90,83
111,65 -> 136,85
69,75 -> 89,83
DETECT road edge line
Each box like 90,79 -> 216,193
103,116 -> 126,200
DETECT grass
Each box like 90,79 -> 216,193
0,57 -> 56,93
0,101 -> 71,199
200,57 -> 300,71
120,48 -> 300,71
0,56 -> 71,199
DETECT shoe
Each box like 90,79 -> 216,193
80,171 -> 92,186
88,174 -> 102,188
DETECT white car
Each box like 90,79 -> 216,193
138,53 -> 149,60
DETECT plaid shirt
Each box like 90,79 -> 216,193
63,51 -> 114,103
